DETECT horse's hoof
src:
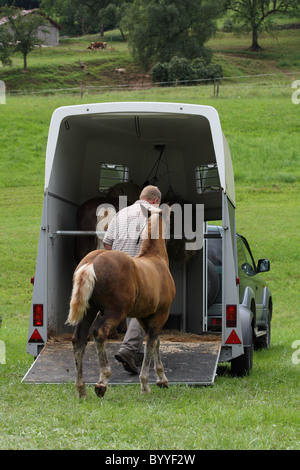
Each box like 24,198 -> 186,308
156,380 -> 168,389
94,383 -> 107,398
76,385 -> 87,399
140,383 -> 151,394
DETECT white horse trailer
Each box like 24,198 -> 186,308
23,102 -> 252,386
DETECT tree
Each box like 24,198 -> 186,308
0,27 -> 13,67
225,0 -> 300,51
41,0 -> 99,35
41,0 -> 132,37
67,0 -> 111,37
0,1 -> 40,7
41,0 -> 116,37
122,0 -> 224,70
101,0 -> 133,40
0,5 -> 48,70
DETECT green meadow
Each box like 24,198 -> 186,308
0,24 -> 299,450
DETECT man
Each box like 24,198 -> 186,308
103,185 -> 162,374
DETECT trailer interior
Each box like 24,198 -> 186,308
23,103 -> 238,386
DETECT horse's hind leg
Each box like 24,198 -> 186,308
137,318 -> 158,394
91,311 -> 121,398
93,338 -> 111,398
138,312 -> 169,393
139,334 -> 158,394
154,336 -> 168,389
72,308 -> 96,398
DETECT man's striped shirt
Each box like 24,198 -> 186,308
103,200 -> 155,257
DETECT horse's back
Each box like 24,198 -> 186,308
87,250 -> 138,312
76,249 -> 106,271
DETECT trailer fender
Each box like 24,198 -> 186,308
239,305 -> 253,347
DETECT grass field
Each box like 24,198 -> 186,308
0,26 -> 299,450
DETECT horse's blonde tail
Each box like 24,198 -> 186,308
66,263 -> 96,326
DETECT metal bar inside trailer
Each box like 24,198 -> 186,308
55,230 -> 106,236
51,231 -> 222,238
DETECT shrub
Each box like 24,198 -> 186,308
167,56 -> 196,84
150,62 -> 169,85
191,58 -> 209,80
150,56 -> 223,86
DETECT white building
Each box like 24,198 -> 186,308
0,9 -> 63,47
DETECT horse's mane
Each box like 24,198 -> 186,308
138,207 -> 169,261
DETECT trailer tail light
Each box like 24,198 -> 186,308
226,304 -> 237,327
33,304 -> 43,326
212,318 -> 222,326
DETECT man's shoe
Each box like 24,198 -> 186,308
115,350 -> 138,375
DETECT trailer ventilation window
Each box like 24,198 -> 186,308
195,164 -> 220,194
99,163 -> 129,192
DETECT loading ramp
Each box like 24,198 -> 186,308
22,337 -> 221,387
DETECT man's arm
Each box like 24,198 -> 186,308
102,213 -> 116,250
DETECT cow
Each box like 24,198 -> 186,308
87,42 -> 107,50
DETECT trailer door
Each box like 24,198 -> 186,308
202,224 -> 208,332
222,193 -> 244,355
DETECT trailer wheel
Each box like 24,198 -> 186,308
207,259 -> 220,307
230,331 -> 253,377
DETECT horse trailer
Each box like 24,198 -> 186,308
23,102 -> 270,386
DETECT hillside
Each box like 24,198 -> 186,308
0,23 -> 299,93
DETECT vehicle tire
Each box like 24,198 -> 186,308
230,330 -> 253,377
207,259 -> 220,307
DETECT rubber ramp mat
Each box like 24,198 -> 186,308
22,340 -> 221,386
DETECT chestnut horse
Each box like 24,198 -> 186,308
66,205 -> 175,398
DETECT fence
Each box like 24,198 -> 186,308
4,71 -> 300,98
